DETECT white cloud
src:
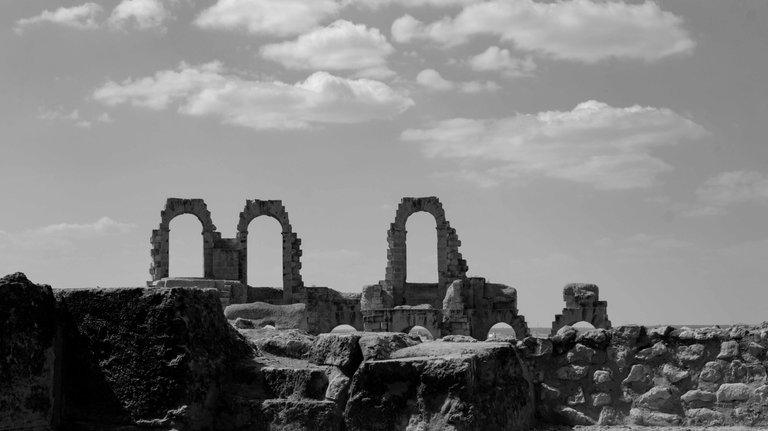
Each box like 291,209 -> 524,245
93,62 -> 414,130
37,108 -> 81,122
108,0 -> 170,31
416,68 -> 500,93
402,100 -> 707,190
34,217 -> 135,236
391,0 -> 694,63
194,0 -> 340,37
468,46 -> 536,77
15,3 -> 103,33
346,0 -> 472,9
697,171 -> 768,206
0,217 -> 135,252
261,20 -> 395,79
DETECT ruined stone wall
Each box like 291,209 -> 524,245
383,197 -> 467,308
304,287 -> 363,334
520,324 -> 768,427
551,283 -> 611,335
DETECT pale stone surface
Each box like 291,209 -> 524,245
681,389 -> 716,407
622,364 -> 653,390
635,386 -> 679,412
591,392 -> 611,407
225,302 -> 308,331
308,333 -> 363,375
686,407 -> 725,426
567,343 -> 595,364
593,369 -> 613,390
357,332 -> 419,361
677,343 -> 706,363
718,340 -> 740,360
716,382 -> 752,402
629,407 -> 683,426
636,341 -> 671,361
662,363 -> 690,383
554,406 -> 595,425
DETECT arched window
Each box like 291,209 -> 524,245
246,216 -> 283,287
487,322 -> 516,340
330,324 -> 357,334
406,212 -> 438,283
169,214 -> 203,277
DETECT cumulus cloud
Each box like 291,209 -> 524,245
468,46 -> 536,77
15,3 -> 103,33
194,0 -> 340,37
93,62 -> 413,130
261,20 -> 395,79
34,217 -> 135,236
402,100 -> 707,190
416,69 -> 500,93
391,0 -> 694,63
0,217 -> 135,252
108,0 -> 170,30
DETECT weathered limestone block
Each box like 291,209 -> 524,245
725,359 -> 749,383
636,341 -> 671,362
261,367 -> 328,400
345,342 -> 534,431
680,389 -> 715,408
716,382 -> 752,402
698,361 -> 724,391
593,369 -> 613,391
360,283 -> 394,310
56,286 -> 252,429
686,407 -> 725,426
0,273 -> 58,431
308,333 -> 363,375
747,341 -> 766,359
224,302 -> 308,331
755,384 -> 768,403
597,406 -> 625,425
615,325 -> 643,343
567,343 -> 595,365
357,332 -> 419,361
622,364 -> 653,392
629,408 -> 682,426
649,325 -> 674,339
556,364 -> 588,381
677,343 -> 706,363
576,328 -> 611,350
553,405 -> 595,425
662,363 -> 690,383
635,386 -> 681,412
440,334 -> 478,343
325,367 -> 351,405
238,328 -> 314,359
717,340 -> 740,360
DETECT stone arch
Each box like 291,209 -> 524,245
236,199 -> 303,303
384,197 -> 467,308
550,283 -> 611,336
150,198 -> 217,280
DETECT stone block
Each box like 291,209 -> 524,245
662,363 -> 690,383
717,340 -> 740,360
677,343 -> 706,363
716,382 -> 751,402
308,333 -> 363,375
567,343 -> 596,365
591,392 -> 611,407
680,389 -> 715,408
556,364 -> 589,381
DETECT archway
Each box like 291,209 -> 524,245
168,214 -> 204,278
246,216 -> 283,287
405,212 -> 438,283
487,322 -> 516,340
330,324 -> 357,334
406,325 -> 434,341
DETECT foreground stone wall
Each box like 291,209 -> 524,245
522,324 -> 768,427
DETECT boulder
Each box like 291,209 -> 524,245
622,364 -> 653,392
591,392 -> 611,407
686,407 -> 725,426
324,367 -> 351,405
629,408 -> 682,426
716,382 -> 752,402
680,389 -> 715,408
636,341 -> 671,361
440,334 -> 478,343
597,406 -> 625,425
345,342 -> 534,431
717,340 -> 740,360
554,406 -> 595,425
239,328 -> 314,359
357,332 -> 419,361
662,363 -> 690,383
635,386 -> 680,412
567,343 -> 595,365
575,328 -> 611,350
224,302 -> 307,331
0,273 -> 58,431
592,369 -> 613,391
698,361 -> 724,391
677,343 -> 706,363
556,364 -> 588,381
308,333 -> 363,375
56,286 -> 253,429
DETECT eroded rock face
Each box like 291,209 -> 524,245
56,286 -> 253,429
308,333 -> 363,375
0,273 -> 58,430
345,342 -> 534,431
357,331 -> 419,361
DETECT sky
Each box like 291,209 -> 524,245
1,0 -> 768,327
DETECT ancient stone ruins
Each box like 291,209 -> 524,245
3,196 -> 768,431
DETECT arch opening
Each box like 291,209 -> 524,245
330,324 -> 357,334
405,212 -> 438,283
406,325 -> 434,341
246,216 -> 283,288
169,214 -> 204,278
487,322 -> 516,340
572,321 -> 596,335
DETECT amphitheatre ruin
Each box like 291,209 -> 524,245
2,197 -> 767,431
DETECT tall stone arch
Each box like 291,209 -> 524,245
236,199 -> 303,303
149,198 -> 217,280
384,197 -> 467,307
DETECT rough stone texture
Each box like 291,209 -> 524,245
304,287 -> 362,334
225,302 -> 308,331
308,333 -> 363,375
55,286 -> 253,430
716,382 -> 752,402
0,273 -> 58,431
357,332 -> 420,361
261,367 -> 328,400
345,342 -> 534,431
238,328 -> 314,359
